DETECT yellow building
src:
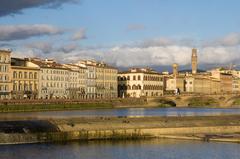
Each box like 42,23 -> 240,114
0,49 -> 12,99
96,63 -> 118,99
166,48 -> 222,95
11,58 -> 40,99
78,60 -> 118,99
118,68 -> 164,98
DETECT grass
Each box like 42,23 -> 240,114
188,97 -> 218,107
157,99 -> 176,107
232,98 -> 240,106
0,103 -> 114,113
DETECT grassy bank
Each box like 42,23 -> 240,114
0,103 -> 114,113
188,97 -> 219,107
232,98 -> 240,106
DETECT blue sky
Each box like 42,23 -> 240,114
0,0 -> 240,69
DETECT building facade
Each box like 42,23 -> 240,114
118,68 -> 164,98
78,60 -> 96,99
0,50 -> 12,99
11,58 -> 40,99
78,60 -> 118,99
63,64 -> 87,99
30,58 -> 70,99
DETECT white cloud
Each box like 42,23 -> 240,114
10,33 -> 240,68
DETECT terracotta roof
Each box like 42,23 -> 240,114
30,59 -> 69,70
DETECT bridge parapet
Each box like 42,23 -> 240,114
149,94 -> 240,107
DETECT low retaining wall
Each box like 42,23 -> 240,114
1,125 -> 240,144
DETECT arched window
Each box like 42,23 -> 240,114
118,85 -> 122,90
34,72 -> 37,79
127,85 -> 131,90
29,72 -> 33,79
138,75 -> 141,80
132,85 -> 137,90
133,75 -> 136,80
19,72 -> 22,79
127,76 -> 130,80
13,71 -> 17,78
138,85 -> 141,90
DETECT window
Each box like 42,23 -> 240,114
13,71 -> 17,78
138,75 -> 141,80
133,75 -> 136,80
19,72 -> 22,79
29,72 -> 33,79
24,72 -> 27,79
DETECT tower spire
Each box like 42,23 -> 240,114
191,48 -> 198,74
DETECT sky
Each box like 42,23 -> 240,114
1,0 -> 240,70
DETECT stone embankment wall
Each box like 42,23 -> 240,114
1,125 -> 240,144
0,116 -> 240,144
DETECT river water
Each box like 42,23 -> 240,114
0,139 -> 239,159
2,107 -> 240,119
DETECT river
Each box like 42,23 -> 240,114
2,107 -> 240,119
0,139 -> 239,159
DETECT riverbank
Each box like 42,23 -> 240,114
1,95 -> 240,113
0,98 -> 147,113
0,115 -> 240,145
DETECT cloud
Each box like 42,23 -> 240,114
200,46 -> 240,64
0,24 -> 63,41
204,33 -> 240,47
57,43 -> 78,53
218,33 -> 240,46
0,0 -> 80,17
11,33 -> 240,69
126,24 -> 145,31
25,41 -> 53,54
71,29 -> 87,41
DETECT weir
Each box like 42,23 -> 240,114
0,115 -> 240,144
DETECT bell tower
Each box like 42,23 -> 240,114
172,63 -> 178,77
191,48 -> 198,74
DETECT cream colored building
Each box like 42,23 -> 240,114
11,58 -> 40,99
63,64 -> 87,99
77,60 -> 96,99
78,60 -> 118,99
30,58 -> 70,99
118,68 -> 164,98
0,49 -> 12,99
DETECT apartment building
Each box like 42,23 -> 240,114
63,64 -> 87,99
0,49 -> 12,99
30,58 -> 70,99
78,60 -> 118,99
118,68 -> 164,98
11,58 -> 40,99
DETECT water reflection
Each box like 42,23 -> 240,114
0,139 -> 239,159
2,107 -> 240,119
